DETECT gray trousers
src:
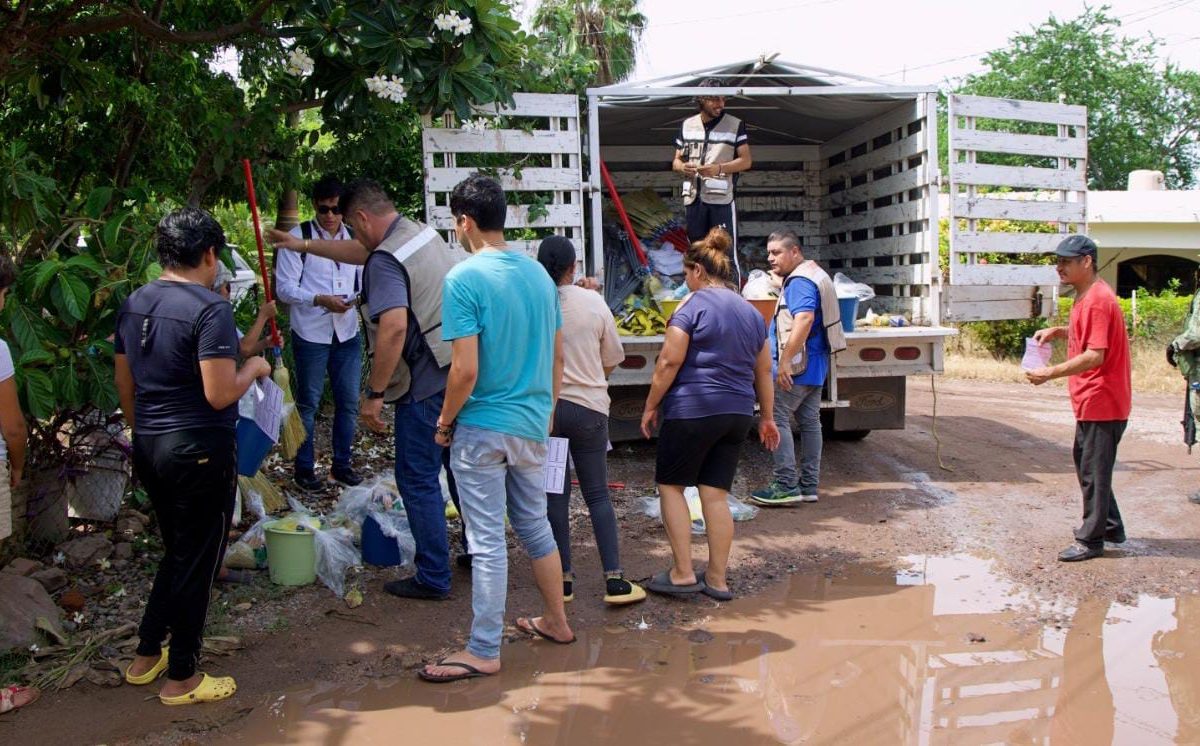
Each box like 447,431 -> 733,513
772,383 -> 823,494
1074,420 -> 1126,548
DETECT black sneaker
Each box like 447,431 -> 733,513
455,553 -> 473,570
383,577 -> 448,601
294,470 -> 325,493
1058,542 -> 1103,562
331,466 -> 364,487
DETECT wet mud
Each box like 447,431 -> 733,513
220,554 -> 1199,745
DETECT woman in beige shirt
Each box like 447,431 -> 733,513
538,237 -> 645,606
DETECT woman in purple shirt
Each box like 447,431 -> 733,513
641,228 -> 779,600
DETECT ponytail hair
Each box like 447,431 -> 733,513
536,235 -> 577,285
683,227 -> 733,282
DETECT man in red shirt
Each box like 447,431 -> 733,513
1027,235 -> 1131,562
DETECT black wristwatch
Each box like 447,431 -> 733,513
365,388 -> 386,400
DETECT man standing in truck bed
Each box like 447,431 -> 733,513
672,77 -> 752,286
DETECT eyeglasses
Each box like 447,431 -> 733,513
316,205 -> 341,215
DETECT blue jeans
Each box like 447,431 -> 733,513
772,383 -> 823,494
451,425 -> 557,660
291,332 -> 362,473
395,391 -> 451,594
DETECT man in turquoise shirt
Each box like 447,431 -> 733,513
421,174 -> 572,683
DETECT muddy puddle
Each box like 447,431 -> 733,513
220,555 -> 1199,745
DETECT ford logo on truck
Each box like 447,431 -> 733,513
851,391 -> 896,412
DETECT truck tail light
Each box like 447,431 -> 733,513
894,347 -> 921,361
619,355 -> 647,369
858,348 -> 886,362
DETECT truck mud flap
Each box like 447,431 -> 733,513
833,376 -> 905,432
608,385 -> 651,443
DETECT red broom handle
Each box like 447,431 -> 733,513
240,158 -> 282,347
599,160 -> 648,268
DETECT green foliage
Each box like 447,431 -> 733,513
530,0 -> 647,91
1,2 -> 543,473
947,6 -> 1200,189
961,285 -> 1192,357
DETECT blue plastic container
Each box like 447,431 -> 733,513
361,513 -> 402,567
236,417 -> 274,477
837,297 -> 859,334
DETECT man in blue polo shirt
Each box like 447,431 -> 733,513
751,230 -> 836,506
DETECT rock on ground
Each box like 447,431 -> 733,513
60,535 -> 114,569
0,573 -> 65,652
29,567 -> 68,593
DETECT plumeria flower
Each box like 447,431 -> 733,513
72,612 -> 85,625
53,551 -> 65,565
460,117 -> 494,133
365,75 -> 407,104
434,11 -> 473,37
97,558 -> 111,570
28,644 -> 39,654
285,48 -> 315,77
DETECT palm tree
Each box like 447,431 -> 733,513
532,0 -> 646,86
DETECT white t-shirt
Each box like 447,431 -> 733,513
0,339 -> 13,461
558,285 -> 625,415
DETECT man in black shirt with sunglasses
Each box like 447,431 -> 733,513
276,175 -> 365,491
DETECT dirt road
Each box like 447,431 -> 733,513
5,378 -> 1197,744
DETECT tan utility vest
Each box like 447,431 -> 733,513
678,112 -> 743,206
359,219 -> 467,403
773,260 -> 847,373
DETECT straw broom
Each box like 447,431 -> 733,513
241,158 -> 307,460
238,471 -> 285,514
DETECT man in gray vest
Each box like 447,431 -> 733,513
672,77 -> 753,285
339,178 -> 468,600
751,230 -> 846,507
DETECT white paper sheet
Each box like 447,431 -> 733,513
253,377 -> 284,443
543,437 -> 570,492
1021,338 -> 1053,371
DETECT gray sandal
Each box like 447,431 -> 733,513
697,571 -> 734,601
645,569 -> 703,595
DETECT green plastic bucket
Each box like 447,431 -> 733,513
264,520 -> 316,586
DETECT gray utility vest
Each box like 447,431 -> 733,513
773,261 -> 848,374
678,112 -> 743,206
359,219 -> 467,403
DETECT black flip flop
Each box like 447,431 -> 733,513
418,660 -> 490,683
645,569 -> 704,595
516,617 -> 577,644
697,571 -> 734,601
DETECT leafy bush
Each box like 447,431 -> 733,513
960,285 -> 1192,358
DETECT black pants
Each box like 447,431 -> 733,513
685,199 -> 740,286
546,400 -> 621,575
1073,420 -> 1126,549
134,427 -> 236,681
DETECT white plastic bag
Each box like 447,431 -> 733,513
638,488 -> 759,535
648,246 -> 684,276
223,492 -> 270,569
741,269 -> 779,300
313,526 -> 360,598
834,272 -> 876,301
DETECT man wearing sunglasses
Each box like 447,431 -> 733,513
276,175 -> 365,491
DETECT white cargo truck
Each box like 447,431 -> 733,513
421,59 -> 1086,441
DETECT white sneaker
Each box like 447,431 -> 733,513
800,494 -> 819,503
